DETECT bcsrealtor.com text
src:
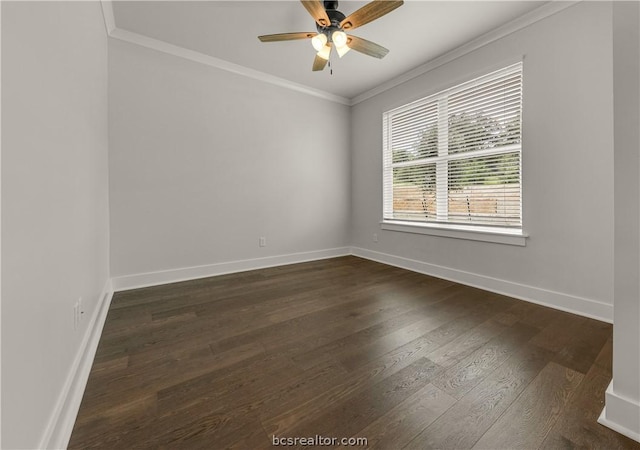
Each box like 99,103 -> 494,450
272,435 -> 368,447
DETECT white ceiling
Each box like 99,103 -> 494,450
113,1 -> 547,100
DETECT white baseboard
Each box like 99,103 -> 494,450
38,279 -> 115,450
351,247 -> 613,323
599,381 -> 640,443
112,247 -> 351,292
112,246 -> 613,323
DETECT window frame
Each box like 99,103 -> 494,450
381,62 -> 527,246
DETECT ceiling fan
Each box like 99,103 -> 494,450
258,0 -> 404,72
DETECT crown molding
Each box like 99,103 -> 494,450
100,0 -> 115,35
108,28 -> 351,105
350,1 -> 579,105
100,1 -> 579,107
99,1 -> 350,105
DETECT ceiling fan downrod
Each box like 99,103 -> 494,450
323,1 -> 339,10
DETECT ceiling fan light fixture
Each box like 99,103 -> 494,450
336,44 -> 351,58
311,33 -> 327,51
331,30 -> 348,48
317,44 -> 331,60
258,0 -> 403,71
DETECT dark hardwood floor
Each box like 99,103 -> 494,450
69,256 -> 640,449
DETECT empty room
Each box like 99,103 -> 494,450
2,0 -> 640,448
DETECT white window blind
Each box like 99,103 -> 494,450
383,63 -> 523,230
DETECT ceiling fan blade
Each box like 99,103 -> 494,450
346,35 -> 389,59
258,32 -> 317,42
300,0 -> 331,27
312,54 -> 329,71
340,0 -> 403,30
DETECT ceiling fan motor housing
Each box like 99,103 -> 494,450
316,3 -> 347,42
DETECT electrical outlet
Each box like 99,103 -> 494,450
259,236 -> 267,247
373,233 -> 378,242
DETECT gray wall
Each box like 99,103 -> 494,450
108,38 -> 351,278
350,2 -> 614,318
608,0 -> 640,436
1,2 -> 110,448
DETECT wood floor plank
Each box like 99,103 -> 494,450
69,256 -> 632,449
238,284 -> 451,355
227,418 -> 271,449
282,357 -> 441,442
261,305 -> 507,438
289,285 -> 468,370
494,300 -> 564,329
335,292 -> 507,372
530,314 -> 612,374
594,336 -> 613,373
430,322 -> 540,399
345,383 -> 456,450
261,350 -> 437,437
154,352 -> 302,414
426,318 -> 509,368
406,343 -> 552,449
540,363 -> 640,449
471,361 -> 584,449
69,394 -> 158,448
337,296 -> 507,374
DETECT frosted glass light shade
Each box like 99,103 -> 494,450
317,44 -> 331,60
337,45 -> 351,58
311,34 -> 327,51
332,30 -> 348,48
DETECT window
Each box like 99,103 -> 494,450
382,63 -> 523,237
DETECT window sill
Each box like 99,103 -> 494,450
380,220 -> 528,246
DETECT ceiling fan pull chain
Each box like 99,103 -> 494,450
329,60 -> 333,75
